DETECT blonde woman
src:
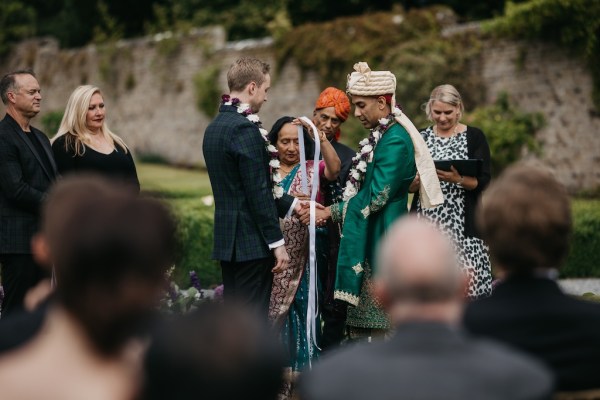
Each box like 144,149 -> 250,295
410,84 -> 492,299
52,85 -> 139,191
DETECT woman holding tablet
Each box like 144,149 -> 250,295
410,84 -> 492,299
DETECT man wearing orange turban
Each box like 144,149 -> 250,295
312,87 -> 356,350
312,87 -> 356,185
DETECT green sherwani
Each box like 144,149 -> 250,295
332,123 -> 416,329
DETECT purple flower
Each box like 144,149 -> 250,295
190,271 -> 201,290
231,98 -> 240,106
221,94 -> 230,103
214,284 -> 224,299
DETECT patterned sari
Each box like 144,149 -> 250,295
269,160 -> 323,398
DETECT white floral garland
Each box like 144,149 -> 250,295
222,95 -> 284,199
343,107 -> 403,201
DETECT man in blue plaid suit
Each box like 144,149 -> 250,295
203,58 -> 299,314
0,70 -> 58,316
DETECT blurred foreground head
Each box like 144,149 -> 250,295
142,302 -> 284,400
33,174 -> 177,355
376,216 -> 465,325
477,163 -> 572,275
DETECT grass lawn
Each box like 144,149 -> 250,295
138,162 -> 212,199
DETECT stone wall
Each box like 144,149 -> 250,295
1,29 -> 598,191
0,27 -> 322,167
480,40 -> 600,192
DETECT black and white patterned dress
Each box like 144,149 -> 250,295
417,126 -> 492,299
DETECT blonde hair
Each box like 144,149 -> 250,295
424,84 -> 465,122
53,85 -> 128,156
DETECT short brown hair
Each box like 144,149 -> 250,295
477,163 -> 572,273
226,57 -> 270,92
0,69 -> 36,105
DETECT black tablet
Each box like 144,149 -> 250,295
434,159 -> 482,177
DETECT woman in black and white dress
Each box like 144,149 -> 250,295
410,84 -> 492,298
52,85 -> 139,192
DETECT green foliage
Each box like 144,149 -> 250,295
484,0 -> 600,108
277,6 -> 485,126
0,0 -> 35,57
562,199 -> 600,278
40,110 -> 64,138
194,66 -> 222,117
92,0 -> 124,45
463,93 -> 545,175
170,199 -> 220,289
137,162 -> 218,288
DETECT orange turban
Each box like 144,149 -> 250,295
315,87 -> 350,140
315,87 -> 350,122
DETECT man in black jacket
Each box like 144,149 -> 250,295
0,70 -> 58,316
301,216 -> 552,400
464,163 -> 600,392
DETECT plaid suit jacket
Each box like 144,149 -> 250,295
203,105 -> 294,262
0,114 -> 58,253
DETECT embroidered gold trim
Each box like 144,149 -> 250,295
352,262 -> 364,275
361,205 -> 370,219
334,290 -> 360,306
369,185 -> 391,214
331,202 -> 342,223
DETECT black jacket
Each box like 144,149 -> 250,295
0,114 -> 58,253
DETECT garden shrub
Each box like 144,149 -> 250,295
169,198 -> 221,289
562,199 -> 600,278
40,110 -> 64,138
194,65 -> 221,117
463,93 -> 545,175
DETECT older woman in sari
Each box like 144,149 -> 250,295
267,116 -> 340,395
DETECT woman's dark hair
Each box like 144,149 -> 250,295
268,116 -> 315,160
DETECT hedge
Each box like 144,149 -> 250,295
562,199 -> 600,277
168,197 -> 600,288
169,198 -> 221,289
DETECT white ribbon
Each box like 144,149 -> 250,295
297,117 -> 321,365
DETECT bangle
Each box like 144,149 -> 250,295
456,175 -> 464,187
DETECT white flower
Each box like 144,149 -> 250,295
269,159 -> 280,168
352,155 -> 361,162
344,185 -> 357,199
201,195 -> 214,206
351,170 -> 360,180
273,185 -> 284,198
372,130 -> 381,140
238,104 -> 251,114
361,144 -> 373,154
272,172 -> 282,183
259,128 -> 269,137
267,144 -> 277,153
359,138 -> 369,147
393,106 -> 402,117
357,161 -> 367,172
247,114 -> 260,123
378,117 -> 390,126
194,291 -> 201,300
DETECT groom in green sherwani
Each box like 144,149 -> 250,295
308,63 -> 442,340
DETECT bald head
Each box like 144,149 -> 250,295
377,217 -> 463,305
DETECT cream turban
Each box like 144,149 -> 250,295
346,62 -> 443,208
347,62 -> 396,98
